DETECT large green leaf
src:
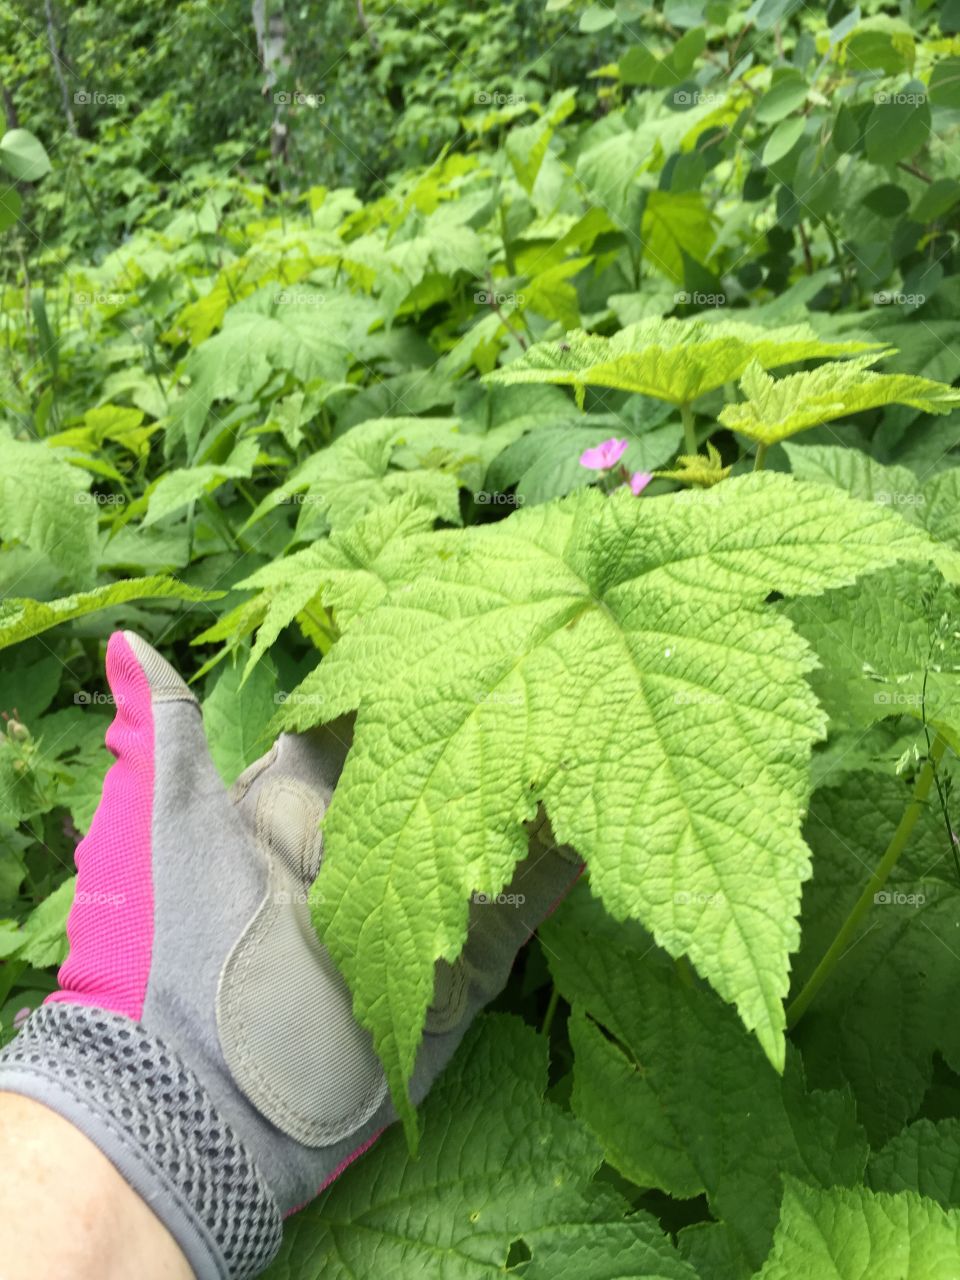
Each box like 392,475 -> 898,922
236,494 -> 440,677
757,1180 -> 960,1279
641,190 -> 716,283
790,771 -> 960,1144
202,650 -> 278,784
543,891 -> 867,1280
870,1119 -> 960,1208
786,445 -> 960,554
263,1015 -> 697,1280
781,564 -> 960,751
784,442 -> 922,507
242,417 -> 467,535
719,357 -> 960,444
0,435 -> 99,583
485,318 -> 885,408
0,876 -> 75,967
781,449 -> 960,748
144,454 -> 257,526
865,96 -> 931,165
0,578 -> 222,649
274,474 -> 948,1134
169,291 -> 382,456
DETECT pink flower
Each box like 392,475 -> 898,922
580,437 -> 628,471
629,470 -> 652,496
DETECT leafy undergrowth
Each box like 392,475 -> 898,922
4,0 -> 960,1275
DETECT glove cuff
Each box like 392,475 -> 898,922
0,1003 -> 282,1280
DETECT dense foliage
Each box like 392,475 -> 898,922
4,0 -> 960,1274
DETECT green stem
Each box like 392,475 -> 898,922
680,402 -> 697,455
499,200 -> 515,275
754,443 -> 768,471
786,731 -> 949,1030
541,984 -> 561,1038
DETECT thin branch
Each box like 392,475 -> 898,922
798,220 -> 814,275
897,159 -> 933,184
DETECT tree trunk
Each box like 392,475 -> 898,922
0,76 -> 20,131
44,0 -> 78,137
356,0 -> 381,54
252,0 -> 290,171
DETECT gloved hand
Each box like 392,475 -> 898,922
0,632 -> 580,1280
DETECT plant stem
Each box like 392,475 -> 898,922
786,731 -> 949,1030
798,220 -> 814,275
754,442 -> 768,471
541,984 -> 561,1037
680,402 -> 697,455
499,200 -> 515,275
897,159 -> 932,184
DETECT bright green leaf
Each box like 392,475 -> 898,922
276,474 -> 950,1133
865,96 -> 931,165
544,892 -> 867,1278
0,129 -> 51,182
719,357 -> 960,445
763,116 -> 805,165
757,1180 -> 960,1280
202,650 -> 278,784
486,317 -> 885,408
0,435 -> 99,583
0,578 -> 222,650
755,70 -> 808,124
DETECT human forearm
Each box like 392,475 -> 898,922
0,1092 -> 194,1280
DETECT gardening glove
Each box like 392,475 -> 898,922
0,631 -> 580,1280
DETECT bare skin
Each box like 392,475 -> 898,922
0,1093 -> 193,1280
